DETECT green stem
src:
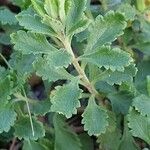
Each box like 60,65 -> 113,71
22,87 -> 35,137
0,53 -> 12,69
63,37 -> 103,104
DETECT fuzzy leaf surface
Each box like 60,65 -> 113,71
80,46 -> 133,71
51,79 -> 81,118
82,96 -> 108,136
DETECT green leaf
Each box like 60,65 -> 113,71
14,116 -> 45,140
50,79 -> 81,118
0,76 -> 12,104
118,120 -> 140,150
46,49 -> 72,67
116,3 -> 136,21
86,11 -> 126,53
16,13 -> 56,36
53,114 -> 82,150
23,140 -> 48,150
97,129 -> 121,150
0,8 -> 17,25
108,92 -> 133,115
0,106 -> 17,133
135,61 -> 150,95
147,75 -> 150,96
132,94 -> 150,116
128,108 -> 150,145
82,96 -> 108,136
33,56 -> 72,82
31,0 -> 46,17
79,133 -> 94,150
30,100 -> 51,115
66,0 -> 87,34
93,64 -> 137,85
11,31 -> 57,54
80,46 -> 133,72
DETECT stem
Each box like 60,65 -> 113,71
22,88 -> 35,137
63,37 -> 103,103
0,53 -> 12,69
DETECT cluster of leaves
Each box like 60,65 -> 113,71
0,0 -> 150,149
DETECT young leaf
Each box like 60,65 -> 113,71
80,46 -> 133,72
50,79 -> 81,118
16,13 -> 57,36
66,0 -> 87,34
82,96 -> 108,136
132,94 -> 150,116
14,116 -> 45,140
11,31 -> 57,54
53,114 -> 82,150
0,107 -> 17,133
116,3 -> 136,21
86,11 -> 126,53
0,8 -> 17,25
128,108 -> 150,145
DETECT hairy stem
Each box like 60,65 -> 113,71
63,37 -> 103,103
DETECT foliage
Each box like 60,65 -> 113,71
0,0 -> 150,149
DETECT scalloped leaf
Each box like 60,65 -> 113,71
0,106 -> 17,133
53,114 -> 82,150
0,8 -> 17,25
50,79 -> 81,118
80,46 -> 133,72
82,96 -> 108,136
93,64 -> 137,85
128,108 -> 150,145
16,13 -> 56,36
11,31 -> 57,54
14,116 -> 45,140
132,94 -> 150,116
86,11 -> 126,53
33,56 -> 72,82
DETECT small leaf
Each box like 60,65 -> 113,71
86,11 -> 126,53
14,116 -> 45,140
0,8 -> 17,25
11,31 -> 57,54
80,46 -> 133,72
82,96 -> 108,136
128,108 -> 150,145
53,114 -> 82,150
50,79 -> 81,118
132,94 -> 150,116
0,106 -> 17,133
116,3 -> 136,21
66,0 -> 87,34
